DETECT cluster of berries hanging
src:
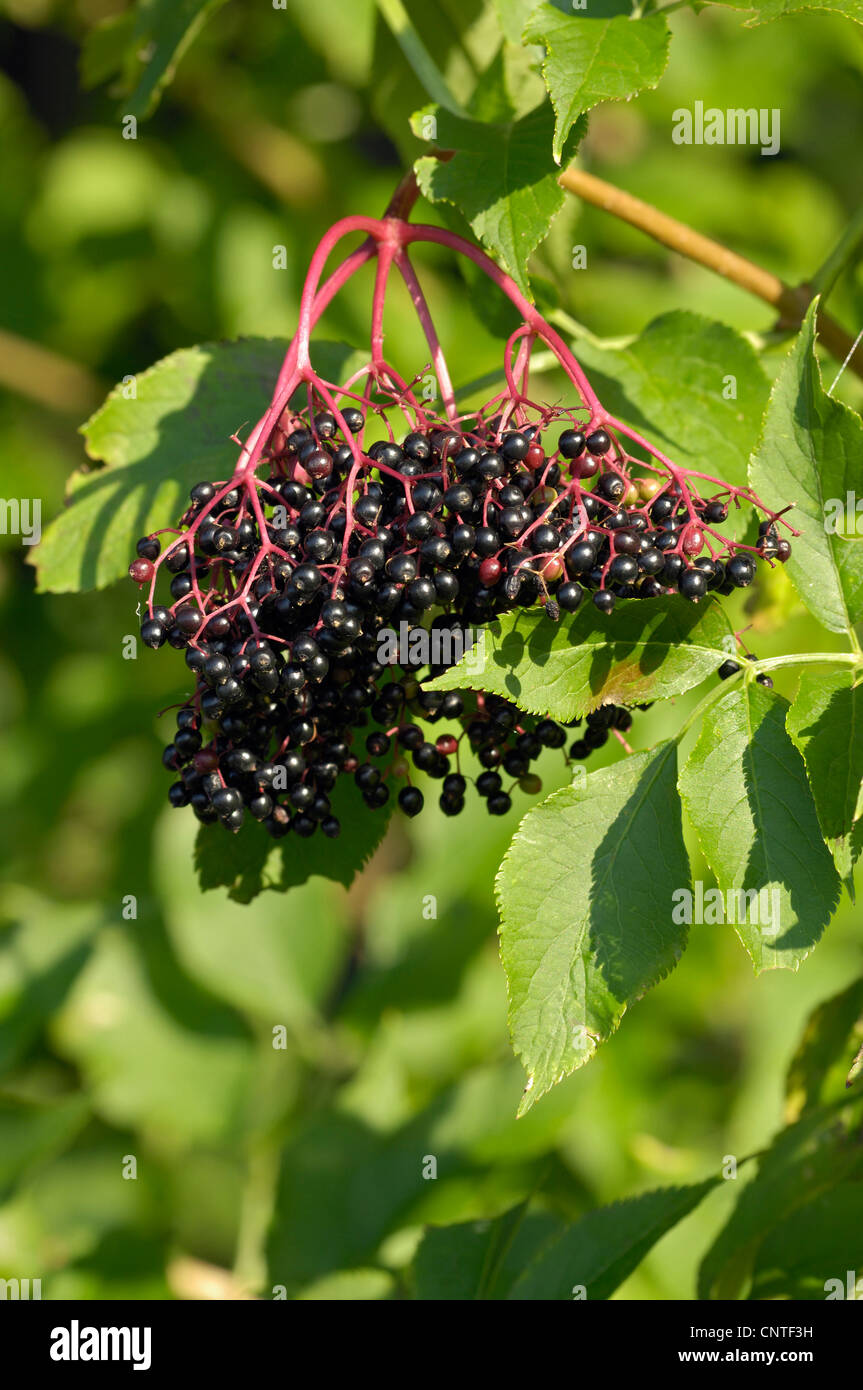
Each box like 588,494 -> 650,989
128,210 -> 794,839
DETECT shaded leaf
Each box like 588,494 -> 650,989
413,1201 -> 563,1299
428,596 -> 735,720
786,667 -> 863,890
35,339 -> 363,594
749,299 -> 863,635
748,1184 -> 863,1299
679,683 -> 840,972
785,977 -> 863,1120
698,1095 -> 863,1299
574,312 -> 770,490
194,778 -> 394,900
510,1178 -> 720,1299
497,742 -> 691,1112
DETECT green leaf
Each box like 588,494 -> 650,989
708,0 -> 863,28
785,977 -> 863,1120
35,339 -> 364,594
194,778 -> 394,901
35,338 -> 284,594
265,1061 -> 546,1290
749,299 -> 863,635
157,811 -> 346,1027
411,103 -> 587,297
0,1096 -> 90,1202
523,1 -> 670,163
412,1202 -> 564,1299
748,1184 -> 863,1299
52,928 -> 255,1148
428,596 -> 735,721
81,1 -> 229,120
296,1268 -> 395,1300
679,683 -> 840,973
698,1095 -> 863,1299
497,742 -> 691,1112
786,668 -> 863,890
509,1178 -> 720,1299
573,312 -> 771,490
0,894 -> 98,1073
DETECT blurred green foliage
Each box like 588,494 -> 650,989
1,0 -> 862,1299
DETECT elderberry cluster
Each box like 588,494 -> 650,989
130,406 -> 790,837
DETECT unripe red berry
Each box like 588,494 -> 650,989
129,558 -> 154,583
479,556 -> 503,585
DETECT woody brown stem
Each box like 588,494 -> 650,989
559,166 -> 863,381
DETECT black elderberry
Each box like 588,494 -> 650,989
679,569 -> 707,602
586,429 -> 611,456
726,554 -> 755,588
557,582 -> 584,612
558,429 -> 586,459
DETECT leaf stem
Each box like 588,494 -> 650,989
810,203 -> 863,304
374,0 -> 467,116
558,166 -> 863,382
674,649 -> 863,744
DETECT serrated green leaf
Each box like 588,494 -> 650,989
428,596 -> 735,720
81,0 -> 229,120
708,0 -> 863,27
194,778 -> 394,901
749,299 -> 863,634
679,683 -> 840,973
698,1094 -> 863,1299
497,742 -> 691,1112
524,1 -> 670,163
413,1202 -> 564,1299
785,978 -> 863,1120
34,339 -> 363,594
509,1178 -> 719,1299
573,311 -> 771,490
411,103 -> 587,297
786,667 -> 863,890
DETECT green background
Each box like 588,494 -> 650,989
1,0 -> 861,1299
